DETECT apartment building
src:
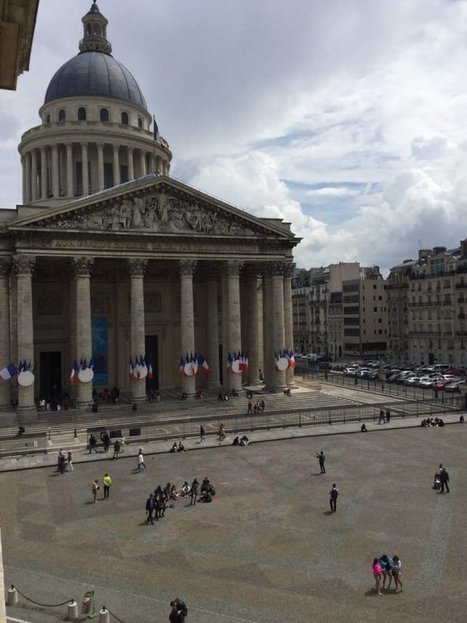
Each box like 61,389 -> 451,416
292,263 -> 388,360
387,240 -> 467,367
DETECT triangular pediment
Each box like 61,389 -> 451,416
8,175 -> 297,243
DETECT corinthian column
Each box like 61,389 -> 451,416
205,267 -> 220,389
179,260 -> 197,396
128,258 -> 147,403
242,264 -> 262,386
263,263 -> 287,392
0,259 -> 11,409
14,255 -> 36,412
284,262 -> 296,388
72,256 -> 94,408
226,260 -> 242,392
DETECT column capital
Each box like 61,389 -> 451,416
13,254 -> 35,276
179,259 -> 197,277
265,261 -> 290,278
283,262 -> 296,279
0,257 -> 11,277
225,260 -> 243,277
128,258 -> 148,277
71,256 -> 94,276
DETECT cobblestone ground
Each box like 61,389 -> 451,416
2,425 -> 467,623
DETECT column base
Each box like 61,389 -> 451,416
131,395 -> 148,404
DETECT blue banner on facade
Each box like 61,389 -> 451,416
91,317 -> 108,385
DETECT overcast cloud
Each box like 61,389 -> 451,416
1,0 -> 467,273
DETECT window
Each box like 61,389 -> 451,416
58,109 -> 66,122
100,108 -> 109,122
78,107 -> 86,121
121,112 -> 129,125
45,114 -> 50,124
138,117 -> 143,129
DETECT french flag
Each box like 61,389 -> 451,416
226,352 -> 233,373
0,363 -> 18,381
287,350 -> 296,369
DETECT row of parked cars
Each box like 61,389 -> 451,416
343,362 -> 466,392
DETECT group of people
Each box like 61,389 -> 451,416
56,449 -> 73,473
377,408 -> 391,424
169,441 -> 186,453
421,417 -> 445,427
246,399 -> 266,414
372,554 -> 403,594
145,476 -> 216,523
91,473 -> 112,502
92,386 -> 120,404
88,433 -> 124,458
232,435 -> 250,446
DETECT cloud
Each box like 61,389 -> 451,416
2,0 -> 467,275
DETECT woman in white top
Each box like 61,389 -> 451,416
391,555 -> 403,592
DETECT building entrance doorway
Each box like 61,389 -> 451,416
40,351 -> 62,403
145,335 -> 159,392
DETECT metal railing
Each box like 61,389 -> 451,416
0,432 -> 48,456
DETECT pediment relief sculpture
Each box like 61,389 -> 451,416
29,192 -> 266,238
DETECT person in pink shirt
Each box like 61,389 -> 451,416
373,558 -> 383,595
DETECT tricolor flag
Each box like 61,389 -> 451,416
239,352 -> 249,371
147,358 -> 154,380
69,361 -> 79,384
197,354 -> 211,374
287,350 -> 296,369
226,352 -> 233,372
129,357 -> 135,380
0,363 -> 17,381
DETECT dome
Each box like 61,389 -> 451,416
44,51 -> 147,110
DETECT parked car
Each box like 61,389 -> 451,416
445,380 -> 466,392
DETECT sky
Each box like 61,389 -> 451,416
2,0 -> 467,274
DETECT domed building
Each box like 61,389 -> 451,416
0,1 -> 299,418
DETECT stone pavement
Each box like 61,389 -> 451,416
2,412 -> 467,623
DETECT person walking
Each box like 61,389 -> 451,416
112,439 -> 121,459
439,464 -> 450,493
317,450 -> 326,474
199,425 -> 205,442
329,483 -> 339,512
385,408 -> 391,423
247,400 -> 253,415
88,434 -> 98,453
92,479 -> 100,503
56,450 -> 66,474
103,473 -> 112,499
137,449 -> 146,472
378,409 -> 385,424
66,451 -> 73,472
145,493 -> 155,525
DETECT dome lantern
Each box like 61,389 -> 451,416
79,0 -> 112,54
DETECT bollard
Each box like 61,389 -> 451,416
68,599 -> 78,620
99,606 -> 110,623
7,585 -> 18,606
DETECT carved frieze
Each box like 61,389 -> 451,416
28,191 -> 262,238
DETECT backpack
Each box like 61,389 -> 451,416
330,488 -> 338,500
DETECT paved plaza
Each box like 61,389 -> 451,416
1,421 -> 467,623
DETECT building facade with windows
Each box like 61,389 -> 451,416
387,241 -> 467,367
0,2 -> 299,417
292,263 -> 388,360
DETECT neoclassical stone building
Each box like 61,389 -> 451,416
0,1 -> 299,414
